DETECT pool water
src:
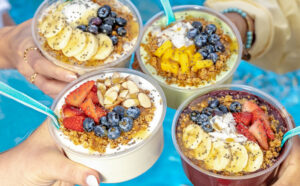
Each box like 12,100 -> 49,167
1,0 -> 300,185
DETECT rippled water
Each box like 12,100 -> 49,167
1,0 -> 299,185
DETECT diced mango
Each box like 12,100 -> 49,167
179,46 -> 187,51
154,40 -> 173,57
179,53 -> 189,74
191,52 -> 203,65
171,49 -> 181,62
191,60 -> 214,72
185,44 -> 196,59
162,48 -> 174,61
161,60 -> 179,75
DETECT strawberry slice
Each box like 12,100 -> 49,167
65,81 -> 95,107
252,109 -> 275,140
87,91 -> 99,104
63,105 -> 84,118
62,116 -> 85,132
249,120 -> 268,150
96,106 -> 107,120
242,101 -> 261,112
80,97 -> 98,122
232,112 -> 253,126
236,124 -> 257,142
91,85 -> 97,92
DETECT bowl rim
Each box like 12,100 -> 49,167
32,0 -> 143,72
48,68 -> 167,160
136,5 -> 243,93
171,84 -> 294,180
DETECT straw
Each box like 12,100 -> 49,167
160,0 -> 176,25
281,127 -> 300,147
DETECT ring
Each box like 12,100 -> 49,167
23,47 -> 39,64
30,73 -> 38,84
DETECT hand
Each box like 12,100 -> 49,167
0,121 -> 100,186
9,20 -> 78,98
224,12 -> 248,45
272,136 -> 300,186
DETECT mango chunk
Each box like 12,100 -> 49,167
162,48 -> 174,61
191,52 -> 203,65
161,60 -> 179,75
191,60 -> 213,72
185,44 -> 196,59
171,49 -> 181,62
154,40 -> 173,57
179,53 -> 189,74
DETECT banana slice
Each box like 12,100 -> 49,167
39,12 -> 66,38
75,33 -> 98,61
93,34 -> 114,60
182,124 -> 204,149
193,132 -> 212,160
62,29 -> 87,57
244,141 -> 263,172
227,143 -> 248,173
205,140 -> 231,171
47,25 -> 73,50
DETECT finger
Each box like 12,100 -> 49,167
52,180 -> 73,186
34,74 -> 68,98
27,50 -> 77,82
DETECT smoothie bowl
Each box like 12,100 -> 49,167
172,85 -> 293,186
48,68 -> 166,183
136,5 -> 242,109
33,0 -> 142,75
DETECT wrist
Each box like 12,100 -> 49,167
224,12 -> 248,44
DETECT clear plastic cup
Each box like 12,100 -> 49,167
136,5 -> 242,109
48,68 -> 167,183
32,0 -> 143,75
172,84 -> 294,186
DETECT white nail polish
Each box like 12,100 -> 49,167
66,74 -> 77,81
86,175 -> 99,186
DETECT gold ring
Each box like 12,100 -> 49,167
30,73 -> 38,84
23,47 -> 39,63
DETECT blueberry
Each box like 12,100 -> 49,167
196,113 -> 209,125
126,106 -> 140,119
209,99 -> 220,108
194,33 -> 208,48
215,41 -> 225,52
202,107 -> 213,116
99,24 -> 113,35
117,27 -> 127,36
77,25 -> 87,32
205,24 -> 217,35
187,28 -> 199,39
207,53 -> 218,64
104,17 -> 116,26
107,126 -> 121,139
110,11 -> 117,18
97,5 -> 111,18
218,104 -> 228,114
94,125 -> 107,137
83,117 -> 95,132
87,25 -> 99,35
113,106 -> 125,118
198,48 -> 208,59
100,116 -> 110,128
208,34 -> 220,44
192,21 -> 203,32
190,110 -> 201,122
229,102 -> 242,112
110,35 -> 118,45
89,17 -> 102,26
212,107 -> 223,116
107,112 -> 120,126
201,121 -> 214,132
119,117 -> 133,132
205,44 -> 215,53
115,17 -> 127,27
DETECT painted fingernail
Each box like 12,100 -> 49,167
66,74 -> 77,81
86,175 -> 99,186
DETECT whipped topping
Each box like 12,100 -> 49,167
153,22 -> 194,48
209,113 -> 247,143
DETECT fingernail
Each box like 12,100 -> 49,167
86,175 -> 99,186
66,74 -> 77,81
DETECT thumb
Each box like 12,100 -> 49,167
46,152 -> 100,186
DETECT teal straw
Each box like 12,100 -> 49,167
0,81 -> 60,129
160,0 -> 176,25
281,127 -> 300,147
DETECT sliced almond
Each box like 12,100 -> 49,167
105,98 -> 124,109
128,93 -> 138,99
138,93 -> 152,108
123,99 -> 139,108
105,84 -> 121,96
127,80 -> 139,94
97,90 -> 104,106
104,78 -> 112,87
112,72 -> 121,84
122,81 -> 128,89
119,90 -> 129,98
97,82 -> 106,94
104,91 -> 118,105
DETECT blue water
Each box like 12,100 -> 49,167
1,0 -> 300,185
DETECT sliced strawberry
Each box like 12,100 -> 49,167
249,120 -> 268,150
232,112 -> 253,126
80,97 -> 98,122
242,101 -> 261,113
87,91 -> 99,104
62,116 -> 85,132
91,85 -> 97,92
236,124 -> 257,142
63,105 -> 84,118
252,109 -> 275,140
96,106 -> 107,120
65,81 -> 95,107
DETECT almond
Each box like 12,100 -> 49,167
122,81 -> 128,89
138,93 -> 151,108
105,98 -> 124,109
127,80 -> 139,94
106,84 -> 120,95
97,90 -> 104,106
97,82 -> 106,94
119,90 -> 129,98
123,99 -> 139,108
104,91 -> 118,105
104,78 -> 112,87
112,72 -> 121,84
